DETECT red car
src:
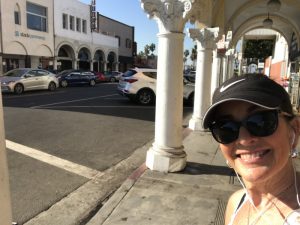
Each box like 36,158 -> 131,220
91,71 -> 106,83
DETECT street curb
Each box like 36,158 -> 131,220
23,141 -> 152,225
85,124 -> 195,225
86,163 -> 148,225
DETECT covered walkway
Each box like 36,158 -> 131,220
141,0 -> 300,172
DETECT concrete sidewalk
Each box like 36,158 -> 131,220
86,130 -> 242,225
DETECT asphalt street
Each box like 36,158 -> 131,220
1,83 -> 193,224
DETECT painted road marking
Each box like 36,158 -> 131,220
31,94 -> 118,108
6,140 -> 102,179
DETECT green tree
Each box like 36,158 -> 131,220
190,45 -> 197,69
183,49 -> 190,66
149,43 -> 156,58
144,44 -> 150,57
243,39 -> 274,60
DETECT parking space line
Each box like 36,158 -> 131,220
31,94 -> 118,108
6,140 -> 102,179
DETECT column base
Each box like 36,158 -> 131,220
146,146 -> 187,172
189,116 -> 205,131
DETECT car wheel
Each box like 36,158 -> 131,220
61,80 -> 68,88
137,89 -> 154,105
89,80 -> 96,86
110,77 -> 116,82
14,83 -> 24,94
48,82 -> 56,91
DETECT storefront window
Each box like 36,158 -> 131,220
26,2 -> 47,32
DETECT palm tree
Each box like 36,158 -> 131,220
149,43 -> 156,58
144,45 -> 150,58
190,45 -> 197,69
183,49 -> 190,67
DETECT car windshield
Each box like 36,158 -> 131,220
4,69 -> 29,77
122,69 -> 136,77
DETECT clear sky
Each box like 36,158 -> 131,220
79,0 -> 195,56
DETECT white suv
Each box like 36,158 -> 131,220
118,67 -> 195,105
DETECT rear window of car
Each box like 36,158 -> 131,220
122,69 -> 137,77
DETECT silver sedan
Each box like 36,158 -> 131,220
0,68 -> 59,94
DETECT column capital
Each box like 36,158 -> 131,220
141,0 -> 194,33
188,27 -> 220,49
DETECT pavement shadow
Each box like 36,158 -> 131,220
180,161 -> 235,176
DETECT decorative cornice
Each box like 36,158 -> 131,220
188,27 -> 220,49
140,0 -> 195,33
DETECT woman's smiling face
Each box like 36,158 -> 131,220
216,101 -> 293,184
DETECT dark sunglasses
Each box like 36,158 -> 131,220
209,110 -> 283,144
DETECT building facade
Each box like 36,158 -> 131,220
0,0 -> 135,74
53,0 -> 118,72
0,0 -> 55,73
97,14 -> 136,72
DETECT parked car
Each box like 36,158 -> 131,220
118,67 -> 195,105
183,71 -> 196,83
103,71 -> 123,82
58,71 -> 97,87
183,80 -> 195,106
56,69 -> 79,78
91,71 -> 106,83
0,68 -> 59,94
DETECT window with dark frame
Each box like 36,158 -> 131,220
82,19 -> 87,33
115,36 -> 121,47
126,39 -> 132,48
69,15 -> 74,30
26,2 -> 47,32
62,13 -> 68,29
14,11 -> 20,25
76,17 -> 81,32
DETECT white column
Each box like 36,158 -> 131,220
104,61 -> 107,72
211,49 -> 220,99
188,28 -> 219,131
0,89 -> 13,224
141,0 -> 194,172
53,59 -> 58,70
222,55 -> 228,83
73,59 -> 78,69
226,49 -> 235,79
90,60 -> 93,71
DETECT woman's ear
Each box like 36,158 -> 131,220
290,116 -> 300,148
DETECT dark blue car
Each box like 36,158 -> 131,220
58,71 -> 97,87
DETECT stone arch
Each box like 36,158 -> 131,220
35,44 -> 53,57
106,50 -> 118,71
77,47 -> 91,70
56,43 -> 76,70
231,14 -> 300,51
6,41 -> 27,55
93,48 -> 105,72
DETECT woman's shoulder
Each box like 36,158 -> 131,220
224,189 -> 246,225
226,189 -> 246,215
228,189 -> 246,206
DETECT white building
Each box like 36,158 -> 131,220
0,0 -> 126,74
53,0 -> 118,72
0,0 -> 55,72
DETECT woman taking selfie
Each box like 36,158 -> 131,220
203,74 -> 300,224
